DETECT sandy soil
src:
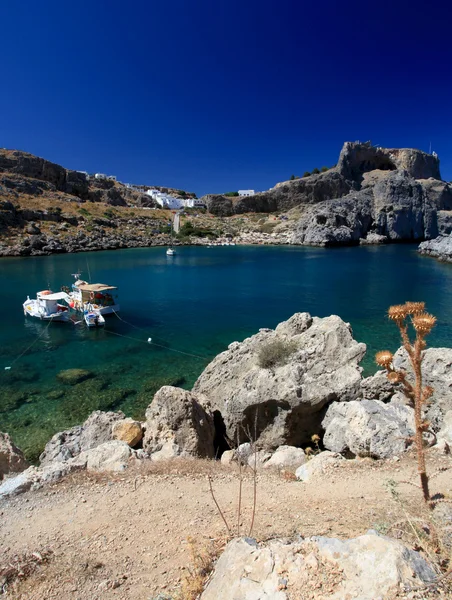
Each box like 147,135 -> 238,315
1,450 -> 451,599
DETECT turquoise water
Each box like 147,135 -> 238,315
1,244 -> 451,461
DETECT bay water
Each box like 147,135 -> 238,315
1,244 -> 451,461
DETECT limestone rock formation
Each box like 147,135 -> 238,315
193,313 -> 366,449
393,347 -> 452,431
112,418 -> 143,447
0,432 -> 29,480
143,386 -> 215,459
39,410 -> 125,465
322,399 -> 414,459
200,533 -> 436,600
438,410 -> 452,444
418,233 -> 452,262
336,141 -> 440,181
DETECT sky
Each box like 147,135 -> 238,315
1,0 -> 452,196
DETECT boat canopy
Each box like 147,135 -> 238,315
77,283 -> 117,292
39,292 -> 71,301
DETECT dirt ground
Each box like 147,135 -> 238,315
1,450 -> 451,599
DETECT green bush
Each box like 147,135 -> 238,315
258,339 -> 298,369
224,191 -> 239,197
259,221 -> 278,234
303,171 -> 311,178
320,166 -> 329,172
312,167 -> 320,174
78,207 -> 90,217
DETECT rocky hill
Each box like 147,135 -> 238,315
0,150 -> 202,256
202,141 -> 452,247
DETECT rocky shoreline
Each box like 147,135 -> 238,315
418,233 -> 452,263
2,311 -> 451,496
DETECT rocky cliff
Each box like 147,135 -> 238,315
202,141 -> 452,247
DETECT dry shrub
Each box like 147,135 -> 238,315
258,339 -> 298,369
177,537 -> 225,600
0,549 -> 53,595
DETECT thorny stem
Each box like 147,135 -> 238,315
248,411 -> 258,537
208,475 -> 232,536
237,429 -> 242,537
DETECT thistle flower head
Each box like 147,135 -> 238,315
404,301 -> 425,316
412,313 -> 436,336
388,304 -> 409,322
311,434 -> 320,443
375,350 -> 394,369
387,371 -> 401,383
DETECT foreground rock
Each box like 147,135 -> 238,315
264,445 -> 306,469
418,233 -> 452,262
322,399 -> 414,459
201,533 -> 436,600
193,313 -> 366,448
112,418 -> 143,447
0,433 -> 29,480
295,451 -> 344,482
143,386 -> 215,459
39,410 -> 125,465
75,440 -> 132,472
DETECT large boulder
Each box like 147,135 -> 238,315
295,451 -> 344,482
143,386 -> 215,459
264,445 -> 306,469
322,399 -> 414,459
39,410 -> 125,465
193,313 -> 366,449
0,433 -> 29,480
393,347 -> 452,431
76,440 -> 132,472
200,533 -> 436,600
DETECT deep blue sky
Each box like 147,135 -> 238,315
1,1 -> 452,196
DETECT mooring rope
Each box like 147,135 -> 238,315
5,318 -> 53,370
107,309 -> 211,361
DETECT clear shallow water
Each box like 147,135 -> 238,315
1,244 -> 451,461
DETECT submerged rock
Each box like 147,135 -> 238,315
56,368 -> 95,385
200,532 -> 436,600
322,399 -> 414,459
0,432 -> 29,480
193,313 -> 366,449
143,386 -> 215,459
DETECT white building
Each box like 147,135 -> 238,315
94,173 -> 107,180
238,189 -> 255,197
181,198 -> 205,208
107,175 -> 117,181
146,189 -> 183,209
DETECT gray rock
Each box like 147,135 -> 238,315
438,210 -> 452,235
0,432 -> 29,480
143,386 -> 215,458
39,410 -> 125,465
359,370 -> 396,402
77,440 -> 132,472
359,232 -> 388,245
0,460 -> 84,499
337,141 -> 441,181
438,410 -> 452,444
193,313 -> 366,449
322,399 -> 414,459
264,445 -> 306,469
295,451 -> 344,482
393,347 -> 452,431
418,233 -> 452,262
200,532 -> 436,600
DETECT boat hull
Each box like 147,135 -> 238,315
23,301 -> 70,322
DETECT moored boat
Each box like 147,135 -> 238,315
83,304 -> 106,328
69,279 -> 120,316
23,290 -> 71,322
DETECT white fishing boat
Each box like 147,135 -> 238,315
23,290 -> 71,322
69,277 -> 120,316
166,212 -> 180,256
83,304 -> 106,328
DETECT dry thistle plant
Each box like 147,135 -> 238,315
376,301 -> 436,504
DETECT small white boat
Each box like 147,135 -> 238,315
23,291 -> 71,322
166,247 -> 176,256
166,212 -> 180,256
83,304 -> 105,328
